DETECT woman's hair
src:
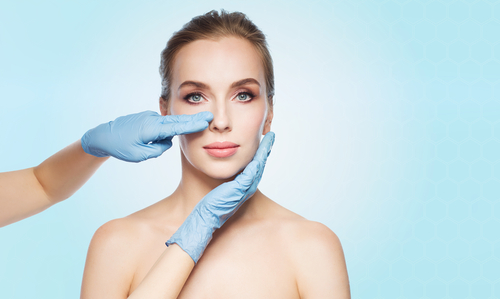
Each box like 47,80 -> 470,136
159,9 -> 274,111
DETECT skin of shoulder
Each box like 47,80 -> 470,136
234,194 -> 351,299
283,219 -> 351,299
244,198 -> 350,298
81,217 -> 154,299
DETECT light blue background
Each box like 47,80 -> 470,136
1,0 -> 499,298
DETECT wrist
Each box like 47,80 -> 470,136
80,124 -> 111,158
166,212 -> 216,264
78,140 -> 110,164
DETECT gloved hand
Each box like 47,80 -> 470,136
165,131 -> 275,264
81,110 -> 213,162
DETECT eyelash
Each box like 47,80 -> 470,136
182,91 -> 256,105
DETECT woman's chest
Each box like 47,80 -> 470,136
178,238 -> 299,299
131,221 -> 300,299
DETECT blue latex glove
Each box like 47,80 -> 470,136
165,131 -> 275,264
81,110 -> 213,162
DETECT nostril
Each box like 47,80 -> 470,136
209,115 -> 231,132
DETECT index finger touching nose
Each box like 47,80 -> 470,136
162,111 -> 214,124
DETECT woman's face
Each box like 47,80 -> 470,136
161,36 -> 273,180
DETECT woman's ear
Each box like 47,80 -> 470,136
159,97 -> 169,116
262,103 -> 274,135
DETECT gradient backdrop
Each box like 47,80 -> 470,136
1,0 -> 499,298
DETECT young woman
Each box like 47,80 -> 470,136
81,10 -> 350,299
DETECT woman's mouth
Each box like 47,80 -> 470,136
203,142 -> 239,158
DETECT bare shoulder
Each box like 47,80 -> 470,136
81,217 -> 152,299
261,198 -> 341,248
278,218 -> 343,259
87,215 -> 160,268
280,219 -> 351,299
90,217 -> 146,249
261,201 -> 345,261
93,217 -> 134,238
285,220 -> 342,250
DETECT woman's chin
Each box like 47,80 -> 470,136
203,168 -> 242,181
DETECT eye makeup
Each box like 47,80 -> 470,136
182,90 -> 257,105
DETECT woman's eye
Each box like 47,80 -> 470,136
236,93 -> 252,102
190,94 -> 202,102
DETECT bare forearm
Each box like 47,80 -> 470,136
0,140 -> 108,227
34,140 -> 108,202
128,244 -> 194,299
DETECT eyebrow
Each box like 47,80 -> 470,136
177,78 -> 261,91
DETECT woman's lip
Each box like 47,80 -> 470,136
203,142 -> 239,149
203,142 -> 239,158
204,147 -> 239,158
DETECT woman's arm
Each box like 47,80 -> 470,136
81,219 -> 194,299
0,141 -> 108,227
128,245 -> 194,299
0,111 -> 212,227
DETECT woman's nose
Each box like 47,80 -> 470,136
209,104 -> 231,133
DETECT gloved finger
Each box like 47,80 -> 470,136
163,120 -> 210,137
164,112 -> 213,136
201,134 -> 274,211
244,132 -> 275,195
234,160 -> 260,190
207,160 -> 259,220
210,160 -> 258,197
143,112 -> 213,141
227,133 -> 275,196
211,159 -> 259,201
150,139 -> 173,157
161,111 -> 214,124
252,132 -> 275,165
142,139 -> 173,160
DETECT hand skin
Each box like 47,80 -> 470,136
0,141 -> 109,227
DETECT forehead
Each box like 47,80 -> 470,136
172,37 -> 265,89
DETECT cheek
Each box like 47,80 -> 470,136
237,103 -> 267,135
178,130 -> 202,153
233,104 -> 267,155
170,100 -> 201,115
